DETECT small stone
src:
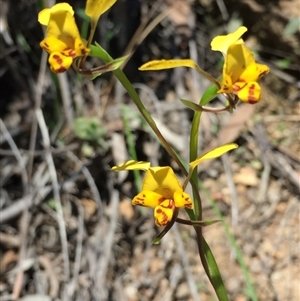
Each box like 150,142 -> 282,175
175,282 -> 189,299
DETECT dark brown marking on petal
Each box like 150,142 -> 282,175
159,211 -> 168,226
55,66 -> 67,73
247,84 -> 258,104
258,70 -> 267,79
64,48 -> 76,58
158,197 -> 166,205
53,54 -> 63,65
233,85 -> 240,92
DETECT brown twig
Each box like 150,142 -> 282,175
65,198 -> 84,299
0,119 -> 28,194
36,108 -> 70,282
65,151 -> 103,216
12,210 -> 31,300
0,186 -> 52,224
27,49 -> 47,182
38,255 -> 60,298
221,153 -> 239,227
94,189 -> 119,300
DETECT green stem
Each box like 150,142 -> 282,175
120,104 -> 142,191
84,44 -> 189,176
189,111 -> 202,219
80,20 -> 98,69
113,68 -> 188,176
189,109 -> 230,300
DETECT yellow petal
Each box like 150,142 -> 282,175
142,167 -> 182,198
46,10 -> 81,43
111,160 -> 151,171
234,82 -> 261,104
48,52 -> 73,73
224,43 -> 256,83
239,63 -> 270,82
132,190 -> 164,207
173,191 -> 193,209
73,37 -> 90,57
139,59 -> 201,73
211,26 -> 248,54
154,200 -> 175,226
256,63 -> 270,79
38,3 -> 74,26
40,36 -> 68,54
189,143 -> 238,171
218,74 -> 233,94
85,0 -> 117,21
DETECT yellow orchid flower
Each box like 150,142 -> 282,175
111,143 -> 238,227
38,3 -> 90,73
211,26 -> 269,103
112,162 -> 193,226
219,43 -> 269,103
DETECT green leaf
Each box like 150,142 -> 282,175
176,218 -> 220,226
46,199 -> 57,210
89,43 -> 112,63
180,98 -> 204,112
275,58 -> 292,69
73,117 -> 106,141
200,84 -> 219,106
181,82 -> 221,112
203,237 -> 230,301
79,44 -> 129,78
88,55 -> 129,78
195,219 -> 220,226
284,18 -> 300,36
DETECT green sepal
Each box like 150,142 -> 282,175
176,218 -> 220,226
89,43 -> 112,63
180,98 -> 204,112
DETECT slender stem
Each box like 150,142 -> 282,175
189,106 -> 230,300
189,111 -> 202,219
80,20 -> 98,68
87,20 -> 97,48
195,67 -> 221,88
113,68 -> 188,176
